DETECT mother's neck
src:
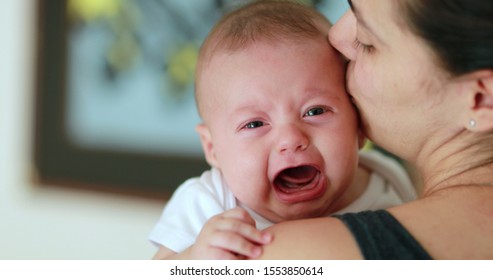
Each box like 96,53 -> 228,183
414,129 -> 493,197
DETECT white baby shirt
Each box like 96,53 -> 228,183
148,150 -> 417,253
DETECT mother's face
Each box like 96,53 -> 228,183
329,0 -> 452,161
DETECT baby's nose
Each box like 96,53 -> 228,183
277,124 -> 309,153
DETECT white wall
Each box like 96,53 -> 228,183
0,0 -> 165,259
0,0 -> 349,260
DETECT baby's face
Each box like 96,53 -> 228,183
197,39 -> 361,222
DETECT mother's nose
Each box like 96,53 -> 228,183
276,124 -> 309,154
329,10 -> 357,61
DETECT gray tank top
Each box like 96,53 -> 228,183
334,210 -> 432,259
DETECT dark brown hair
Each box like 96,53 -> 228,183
402,0 -> 493,76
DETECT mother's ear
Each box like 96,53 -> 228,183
195,124 -> 219,168
464,70 -> 493,132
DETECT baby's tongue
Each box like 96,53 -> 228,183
277,166 -> 317,188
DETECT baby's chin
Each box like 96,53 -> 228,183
259,202 -> 334,223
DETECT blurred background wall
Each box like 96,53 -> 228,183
0,0 -> 348,259
0,0 -> 164,259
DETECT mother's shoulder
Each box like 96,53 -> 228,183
254,217 -> 363,260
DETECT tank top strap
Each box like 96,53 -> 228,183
334,210 -> 432,260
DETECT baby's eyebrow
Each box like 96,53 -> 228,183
305,88 -> 343,99
233,103 -> 262,113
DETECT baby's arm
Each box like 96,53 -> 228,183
153,208 -> 272,260
152,246 -> 176,259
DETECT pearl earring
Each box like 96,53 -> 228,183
469,119 -> 476,128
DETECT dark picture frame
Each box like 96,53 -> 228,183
34,0 -> 209,199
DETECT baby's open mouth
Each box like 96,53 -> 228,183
274,165 -> 320,193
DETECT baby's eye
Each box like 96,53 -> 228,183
244,120 -> 265,129
304,107 -> 327,117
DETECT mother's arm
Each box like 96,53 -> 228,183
252,217 -> 363,260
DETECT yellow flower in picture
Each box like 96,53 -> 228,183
68,0 -> 120,22
167,43 -> 199,91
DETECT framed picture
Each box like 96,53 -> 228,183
34,0 -> 349,198
34,0 -> 220,198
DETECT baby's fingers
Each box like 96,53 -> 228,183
222,208 -> 257,225
217,211 -> 272,245
209,231 -> 263,258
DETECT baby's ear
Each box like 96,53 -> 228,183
464,70 -> 493,132
196,124 -> 219,168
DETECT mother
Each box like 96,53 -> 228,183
256,0 -> 493,259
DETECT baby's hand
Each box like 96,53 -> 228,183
188,207 -> 272,259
